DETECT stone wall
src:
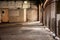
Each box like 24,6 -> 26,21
57,14 -> 60,37
0,1 -> 23,9
0,1 -> 38,23
56,1 -> 60,37
58,20 -> 60,37
45,5 -> 51,28
39,5 -> 42,23
44,1 -> 56,33
50,2 -> 56,33
44,0 -> 60,38
27,8 -> 37,22
9,9 -> 24,22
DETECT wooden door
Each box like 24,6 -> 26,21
1,9 -> 9,22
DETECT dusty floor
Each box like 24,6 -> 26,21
0,23 -> 55,40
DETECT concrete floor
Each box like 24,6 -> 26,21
0,23 -> 55,40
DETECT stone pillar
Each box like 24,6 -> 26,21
46,5 -> 51,28
50,1 -> 56,33
23,1 -> 30,22
56,0 -> 60,37
0,9 -> 1,23
39,4 -> 43,23
39,4 -> 42,23
57,14 -> 60,37
24,8 -> 26,22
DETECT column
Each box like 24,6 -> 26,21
23,1 -> 30,22
39,4 -> 42,23
0,9 -> 1,23
51,1 -> 56,33
24,8 -> 26,22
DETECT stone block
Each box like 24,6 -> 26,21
27,8 -> 37,22
9,9 -> 24,22
0,1 -> 8,8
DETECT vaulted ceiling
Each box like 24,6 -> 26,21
0,0 -> 46,4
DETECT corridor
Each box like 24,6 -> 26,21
0,0 -> 60,40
